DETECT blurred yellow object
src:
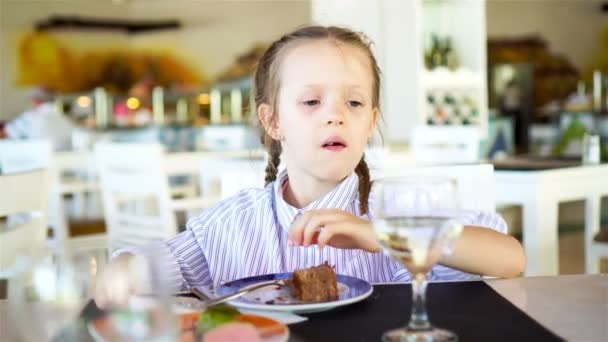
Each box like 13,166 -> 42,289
198,93 -> 210,105
76,96 -> 92,107
17,32 -> 82,92
126,97 -> 140,110
15,32 -> 205,94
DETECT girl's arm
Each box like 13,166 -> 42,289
289,209 -> 525,278
439,225 -> 525,278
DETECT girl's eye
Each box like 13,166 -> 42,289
349,100 -> 363,107
303,100 -> 320,106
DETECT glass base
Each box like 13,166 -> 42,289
381,327 -> 458,342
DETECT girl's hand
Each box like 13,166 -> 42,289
288,209 -> 381,253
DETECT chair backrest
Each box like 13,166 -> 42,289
410,125 -> 480,165
374,164 -> 496,212
365,146 -> 416,174
0,140 -> 102,246
0,170 -> 49,276
54,151 -> 97,178
71,127 -> 113,151
0,140 -> 52,174
95,143 -> 177,251
200,157 -> 266,200
50,150 -> 101,244
0,140 -> 65,243
200,125 -> 258,151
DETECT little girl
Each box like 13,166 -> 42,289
96,26 -> 525,307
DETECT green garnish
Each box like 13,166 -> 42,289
196,304 -> 240,334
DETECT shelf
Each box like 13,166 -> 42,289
423,68 -> 484,91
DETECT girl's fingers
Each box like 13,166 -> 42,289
318,222 -> 381,252
289,209 -> 343,246
288,211 -> 313,245
302,211 -> 348,246
301,214 -> 328,246
317,225 -> 335,250
317,224 -> 350,250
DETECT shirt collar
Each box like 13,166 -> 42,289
273,169 -> 359,232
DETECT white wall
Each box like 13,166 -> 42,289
129,1 -> 310,84
0,0 -> 310,120
486,0 -> 606,71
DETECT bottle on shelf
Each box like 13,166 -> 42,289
152,86 -> 165,126
424,33 -> 458,70
592,70 -> 603,113
94,87 -> 109,129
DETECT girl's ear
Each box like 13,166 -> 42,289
258,103 -> 280,140
368,107 -> 379,140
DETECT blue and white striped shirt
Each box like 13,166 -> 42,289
126,170 -> 507,292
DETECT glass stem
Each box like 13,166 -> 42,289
408,272 -> 431,331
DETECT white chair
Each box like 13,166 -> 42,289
95,143 -> 175,251
0,170 -> 49,277
365,146 -> 416,174
586,214 -> 608,274
0,140 -> 103,247
95,143 -> 212,251
199,157 -> 266,201
0,140 -> 60,239
164,150 -> 266,207
0,140 -> 52,174
374,164 -> 496,212
161,150 -> 266,221
163,152 -> 208,202
54,151 -> 101,217
71,127 -> 112,151
410,125 -> 480,166
52,151 -> 107,253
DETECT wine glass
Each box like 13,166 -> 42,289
372,176 -> 463,342
7,248 -> 105,341
8,248 -> 176,341
91,252 -> 177,341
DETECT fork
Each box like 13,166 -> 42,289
185,279 -> 287,309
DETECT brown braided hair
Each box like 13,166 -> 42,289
252,25 -> 381,215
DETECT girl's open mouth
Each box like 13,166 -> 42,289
322,136 -> 347,152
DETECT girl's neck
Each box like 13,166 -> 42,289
282,168 -> 343,208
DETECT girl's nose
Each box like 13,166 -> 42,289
326,102 -> 346,126
326,118 -> 344,125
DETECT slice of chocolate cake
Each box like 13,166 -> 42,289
287,262 -> 338,302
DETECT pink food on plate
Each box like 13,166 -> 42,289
202,322 -> 261,342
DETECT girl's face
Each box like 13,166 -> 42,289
270,39 -> 378,183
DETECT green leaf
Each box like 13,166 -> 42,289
196,304 -> 240,334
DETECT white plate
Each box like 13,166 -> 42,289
88,310 -> 289,342
214,272 -> 373,314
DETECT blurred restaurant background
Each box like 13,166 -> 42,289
1,0 -> 608,283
